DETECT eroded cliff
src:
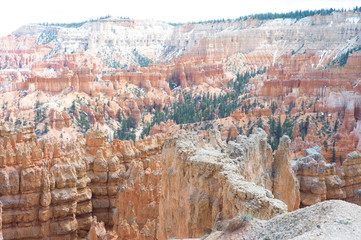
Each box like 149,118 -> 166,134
0,10 -> 360,240
0,122 -> 164,239
158,129 -> 288,239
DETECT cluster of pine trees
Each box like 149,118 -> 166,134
34,100 -> 46,127
39,15 -> 115,28
114,117 -> 137,141
240,8 -> 339,21
76,112 -> 90,135
193,7 -> 361,25
141,69 -> 265,137
267,116 -> 295,151
330,45 -> 361,67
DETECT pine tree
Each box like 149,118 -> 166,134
334,119 -> 339,132
323,140 -> 328,152
44,123 -> 49,134
256,118 -> 263,128
282,116 -> 294,139
332,141 -> 336,163
117,109 -> 122,122
70,100 -> 76,114
276,116 -> 282,140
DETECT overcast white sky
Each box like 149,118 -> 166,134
0,0 -> 359,37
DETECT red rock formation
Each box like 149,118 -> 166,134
0,123 -> 166,239
101,60 -> 226,97
89,217 -> 109,240
0,201 -> 3,240
273,136 -> 300,211
27,67 -> 95,94
0,12 -> 360,239
149,120 -> 177,136
0,35 -> 51,70
49,109 -> 70,129
158,130 -> 287,239
292,147 -> 361,207
112,154 -> 160,240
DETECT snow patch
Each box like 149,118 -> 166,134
346,17 -> 360,24
273,50 -> 278,65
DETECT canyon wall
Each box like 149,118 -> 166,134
0,123 -> 293,240
2,121 -> 361,239
2,12 -> 360,95
0,125 -> 84,239
157,129 -> 289,239
1,13 -> 360,162
0,11 -> 360,240
293,146 -> 361,207
272,136 -> 300,211
0,122 -> 164,239
0,202 -> 2,240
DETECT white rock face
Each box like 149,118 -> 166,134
10,11 -> 361,69
208,200 -> 361,240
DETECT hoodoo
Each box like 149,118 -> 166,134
0,6 -> 361,239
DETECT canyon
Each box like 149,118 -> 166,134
0,9 -> 360,239
1,121 -> 361,239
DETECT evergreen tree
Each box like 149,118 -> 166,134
256,118 -> 263,128
334,119 -> 339,132
271,101 -> 278,115
43,122 -> 49,134
275,117 -> 282,140
76,112 -> 90,135
69,100 -> 76,114
117,109 -> 122,123
15,119 -> 22,127
332,141 -> 336,163
282,116 -> 294,139
323,140 -> 328,152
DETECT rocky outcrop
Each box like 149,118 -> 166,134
3,119 -> 361,239
225,129 -> 273,190
272,136 -> 300,211
341,151 -> 361,202
103,61 -> 226,93
0,123 -> 165,240
0,121 -> 93,239
86,130 -> 165,236
158,130 -> 288,239
207,200 -> 361,240
292,147 -> 361,207
88,217 -> 107,240
111,133 -> 164,240
48,109 -> 71,129
0,142 -> 86,239
0,201 -> 3,240
293,146 -> 339,207
112,151 -> 161,240
28,67 -> 95,95
223,129 -> 300,212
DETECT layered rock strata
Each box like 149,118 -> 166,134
0,123 -> 164,239
272,136 -> 300,211
2,120 -> 361,239
292,147 -> 361,207
157,129 -> 288,239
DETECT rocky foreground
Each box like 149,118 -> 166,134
208,200 -> 361,240
0,121 -> 361,239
